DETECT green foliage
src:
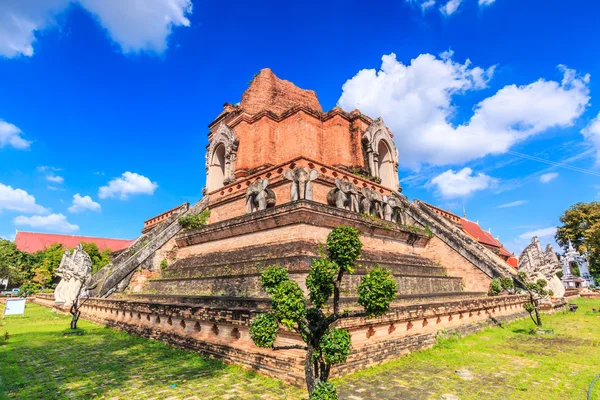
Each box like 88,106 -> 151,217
320,328 -> 351,365
160,259 -> 168,270
261,265 -> 290,295
249,313 -> 279,348
424,224 -> 434,238
488,278 -> 503,296
178,209 -> 210,230
326,225 -> 362,272
271,280 -> 306,329
556,201 -> 600,275
310,381 -> 338,399
488,277 -> 515,296
249,225 -> 396,398
19,282 -> 40,295
357,266 -> 397,316
306,258 -> 337,308
81,242 -> 111,274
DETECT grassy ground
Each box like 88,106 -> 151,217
0,299 -> 599,400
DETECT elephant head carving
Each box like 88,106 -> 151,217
361,187 -> 384,218
327,178 -> 360,212
382,194 -> 404,223
283,167 -> 319,201
246,178 -> 276,213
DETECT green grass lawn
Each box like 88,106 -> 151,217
1,299 -> 600,400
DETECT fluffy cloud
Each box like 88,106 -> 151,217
497,200 -> 527,208
68,193 -> 101,213
518,226 -> 556,240
479,0 -> 496,5
0,120 -> 31,149
0,0 -> 192,58
440,0 -> 462,15
338,53 -> 590,169
540,172 -> 559,183
430,167 -> 496,198
99,172 -> 158,199
46,174 -> 64,184
13,213 -> 79,233
582,112 -> 600,163
0,183 -> 47,214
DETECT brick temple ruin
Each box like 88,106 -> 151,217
36,68 -> 529,384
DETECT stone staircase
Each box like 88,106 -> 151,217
87,197 -> 209,297
130,240 -> 485,308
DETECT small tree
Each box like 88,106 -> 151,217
249,226 -> 397,399
517,272 -> 552,328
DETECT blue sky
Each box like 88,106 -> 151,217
0,0 -> 599,254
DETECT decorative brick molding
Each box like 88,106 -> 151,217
33,293 -> 527,385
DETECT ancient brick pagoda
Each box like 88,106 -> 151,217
38,68 -> 528,384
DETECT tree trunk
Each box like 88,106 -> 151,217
305,343 -> 316,396
533,301 -> 542,327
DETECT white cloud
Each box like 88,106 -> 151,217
582,112 -> 600,163
37,165 -> 62,172
13,213 -> 79,233
518,226 -> 556,240
497,200 -> 527,208
0,0 -> 192,58
440,0 -> 462,15
430,167 -> 496,198
539,172 -> 559,183
99,172 -> 158,199
338,53 -> 590,170
46,174 -> 64,184
407,0 -> 437,11
0,183 -> 48,214
0,120 -> 31,149
479,0 -> 496,5
68,193 -> 101,213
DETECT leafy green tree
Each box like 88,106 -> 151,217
556,201 -> 600,275
81,242 -> 112,274
249,226 -> 397,399
517,272 -> 551,327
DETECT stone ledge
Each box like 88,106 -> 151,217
176,200 -> 429,249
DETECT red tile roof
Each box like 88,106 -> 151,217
459,219 -> 502,248
14,231 -> 135,254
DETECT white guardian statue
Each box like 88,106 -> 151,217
54,244 -> 93,307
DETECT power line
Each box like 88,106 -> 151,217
507,150 -> 600,177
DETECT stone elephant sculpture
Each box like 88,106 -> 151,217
360,187 -> 384,218
382,195 -> 404,223
283,167 -> 319,201
327,178 -> 360,212
246,178 -> 276,213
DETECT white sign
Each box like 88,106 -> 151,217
3,298 -> 26,317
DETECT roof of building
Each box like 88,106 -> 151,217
420,202 -> 516,265
14,231 -> 135,254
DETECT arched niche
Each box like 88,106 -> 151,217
205,124 -> 239,192
362,117 -> 400,191
208,144 -> 226,192
377,140 -> 395,189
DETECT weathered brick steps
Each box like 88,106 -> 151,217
146,272 -> 463,298
170,241 -> 436,269
163,256 -> 445,280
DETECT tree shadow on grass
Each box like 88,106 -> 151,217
0,322 -> 235,399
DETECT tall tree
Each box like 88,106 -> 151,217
556,201 -> 600,275
249,226 -> 397,399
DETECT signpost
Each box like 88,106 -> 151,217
3,298 -> 26,318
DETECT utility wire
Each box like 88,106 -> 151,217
507,151 -> 600,177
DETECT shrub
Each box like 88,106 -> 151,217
178,209 -> 210,230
